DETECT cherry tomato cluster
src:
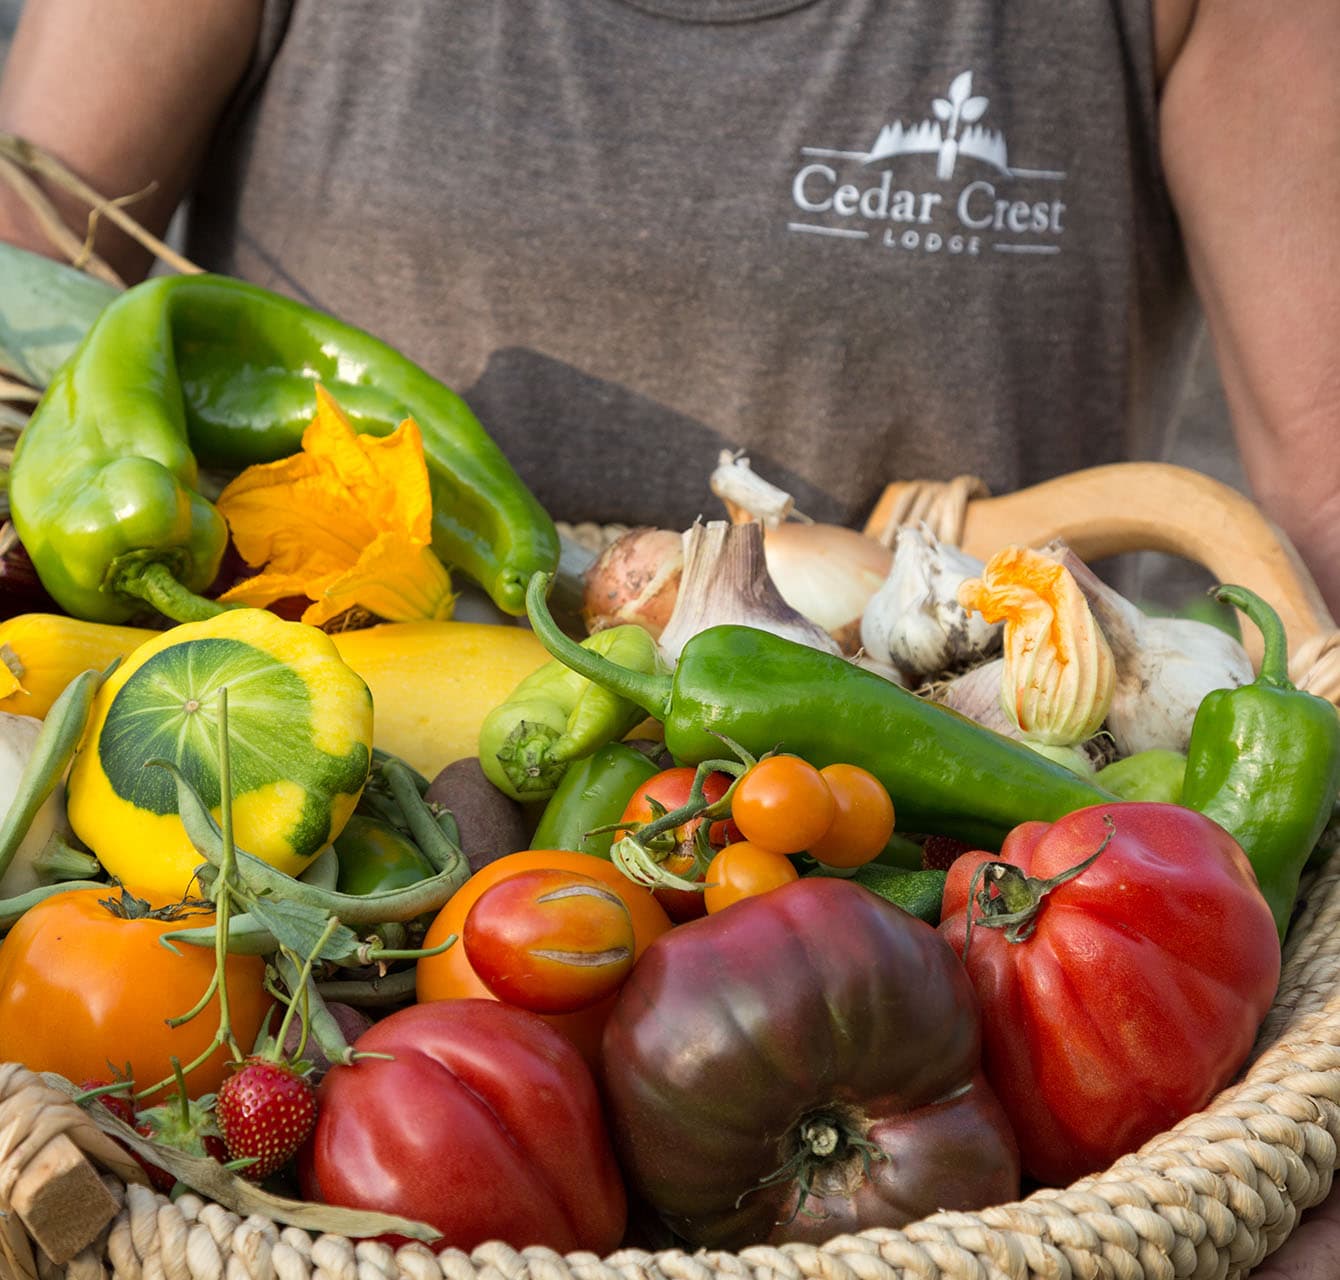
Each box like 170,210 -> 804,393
706,757 -> 896,913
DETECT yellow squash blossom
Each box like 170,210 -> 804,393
217,386 -> 454,626
958,545 -> 1114,746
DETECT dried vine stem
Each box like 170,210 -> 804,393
0,132 -> 203,278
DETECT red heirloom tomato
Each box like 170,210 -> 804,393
601,877 -> 1019,1249
416,850 -> 671,1063
300,1000 -> 627,1253
0,887 -> 271,1101
463,868 -> 636,1013
939,802 -> 1282,1186
617,766 -> 741,921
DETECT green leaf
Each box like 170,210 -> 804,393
246,894 -> 361,963
0,242 -> 119,387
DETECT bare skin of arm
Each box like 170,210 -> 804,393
1157,0 -> 1340,620
0,0 -> 261,283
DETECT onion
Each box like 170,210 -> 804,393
581,527 -> 683,639
761,523 -> 893,654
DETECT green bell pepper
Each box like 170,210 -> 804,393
1181,584 -> 1340,937
530,741 -> 661,857
333,814 -> 436,896
9,274 -> 558,624
1094,749 -> 1187,804
524,574 -> 1114,850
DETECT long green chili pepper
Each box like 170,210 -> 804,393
0,666 -> 102,883
9,274 -> 559,624
524,573 -> 1113,850
478,624 -> 665,802
1181,585 -> 1340,937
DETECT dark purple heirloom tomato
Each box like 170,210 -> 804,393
601,877 -> 1019,1249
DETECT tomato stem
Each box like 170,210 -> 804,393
963,813 -> 1116,951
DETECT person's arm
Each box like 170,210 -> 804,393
0,0 -> 262,284
1159,0 -> 1340,619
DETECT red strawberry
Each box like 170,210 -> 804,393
77,1078 -> 137,1127
920,834 -> 970,872
216,1058 -> 318,1181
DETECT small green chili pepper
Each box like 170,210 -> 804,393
530,742 -> 661,858
9,274 -> 558,623
1094,749 -> 1187,804
1181,584 -> 1340,938
334,814 -> 435,896
478,624 -> 665,802
806,862 -> 947,925
523,574 -> 1113,850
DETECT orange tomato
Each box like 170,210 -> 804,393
417,851 -> 672,1064
0,888 -> 271,1101
730,755 -> 835,854
807,763 -> 897,868
703,842 -> 800,914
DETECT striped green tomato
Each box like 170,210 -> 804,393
68,608 -> 373,903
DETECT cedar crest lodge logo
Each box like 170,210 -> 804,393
789,71 -> 1067,259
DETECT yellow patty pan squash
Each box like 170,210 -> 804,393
67,608 -> 374,904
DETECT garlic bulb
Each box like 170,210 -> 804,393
656,521 -> 844,664
860,525 -> 1001,680
933,657 -> 1019,737
1041,542 -> 1254,756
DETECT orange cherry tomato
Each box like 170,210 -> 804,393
807,764 -> 897,868
729,755 -> 835,854
417,850 -> 672,1065
464,869 -> 636,1014
0,888 -> 271,1101
703,842 -> 800,914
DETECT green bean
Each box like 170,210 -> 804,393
381,757 -> 469,879
0,879 -> 106,932
0,667 -> 102,882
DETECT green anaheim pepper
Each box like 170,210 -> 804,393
1181,584 -> 1340,937
9,274 -> 558,624
523,573 -> 1114,851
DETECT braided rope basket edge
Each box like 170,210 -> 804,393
4,475 -> 1340,1280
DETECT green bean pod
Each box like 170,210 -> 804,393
0,666 -> 103,884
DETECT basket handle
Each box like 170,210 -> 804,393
863,462 -> 1340,693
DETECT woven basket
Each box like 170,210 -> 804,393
4,462 -> 1340,1280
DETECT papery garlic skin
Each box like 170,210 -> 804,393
656,521 -> 844,665
959,546 -> 1115,747
860,526 -> 1001,680
933,657 -> 1019,737
1041,544 -> 1255,756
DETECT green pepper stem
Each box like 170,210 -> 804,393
112,559 -> 230,623
525,572 -> 671,720
1214,584 -> 1292,687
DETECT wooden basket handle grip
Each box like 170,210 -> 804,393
863,463 -> 1338,685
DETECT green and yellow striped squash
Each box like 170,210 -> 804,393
68,608 -> 373,904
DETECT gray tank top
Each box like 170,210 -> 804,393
187,0 -> 1196,531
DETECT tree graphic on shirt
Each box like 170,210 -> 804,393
932,70 -> 989,180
